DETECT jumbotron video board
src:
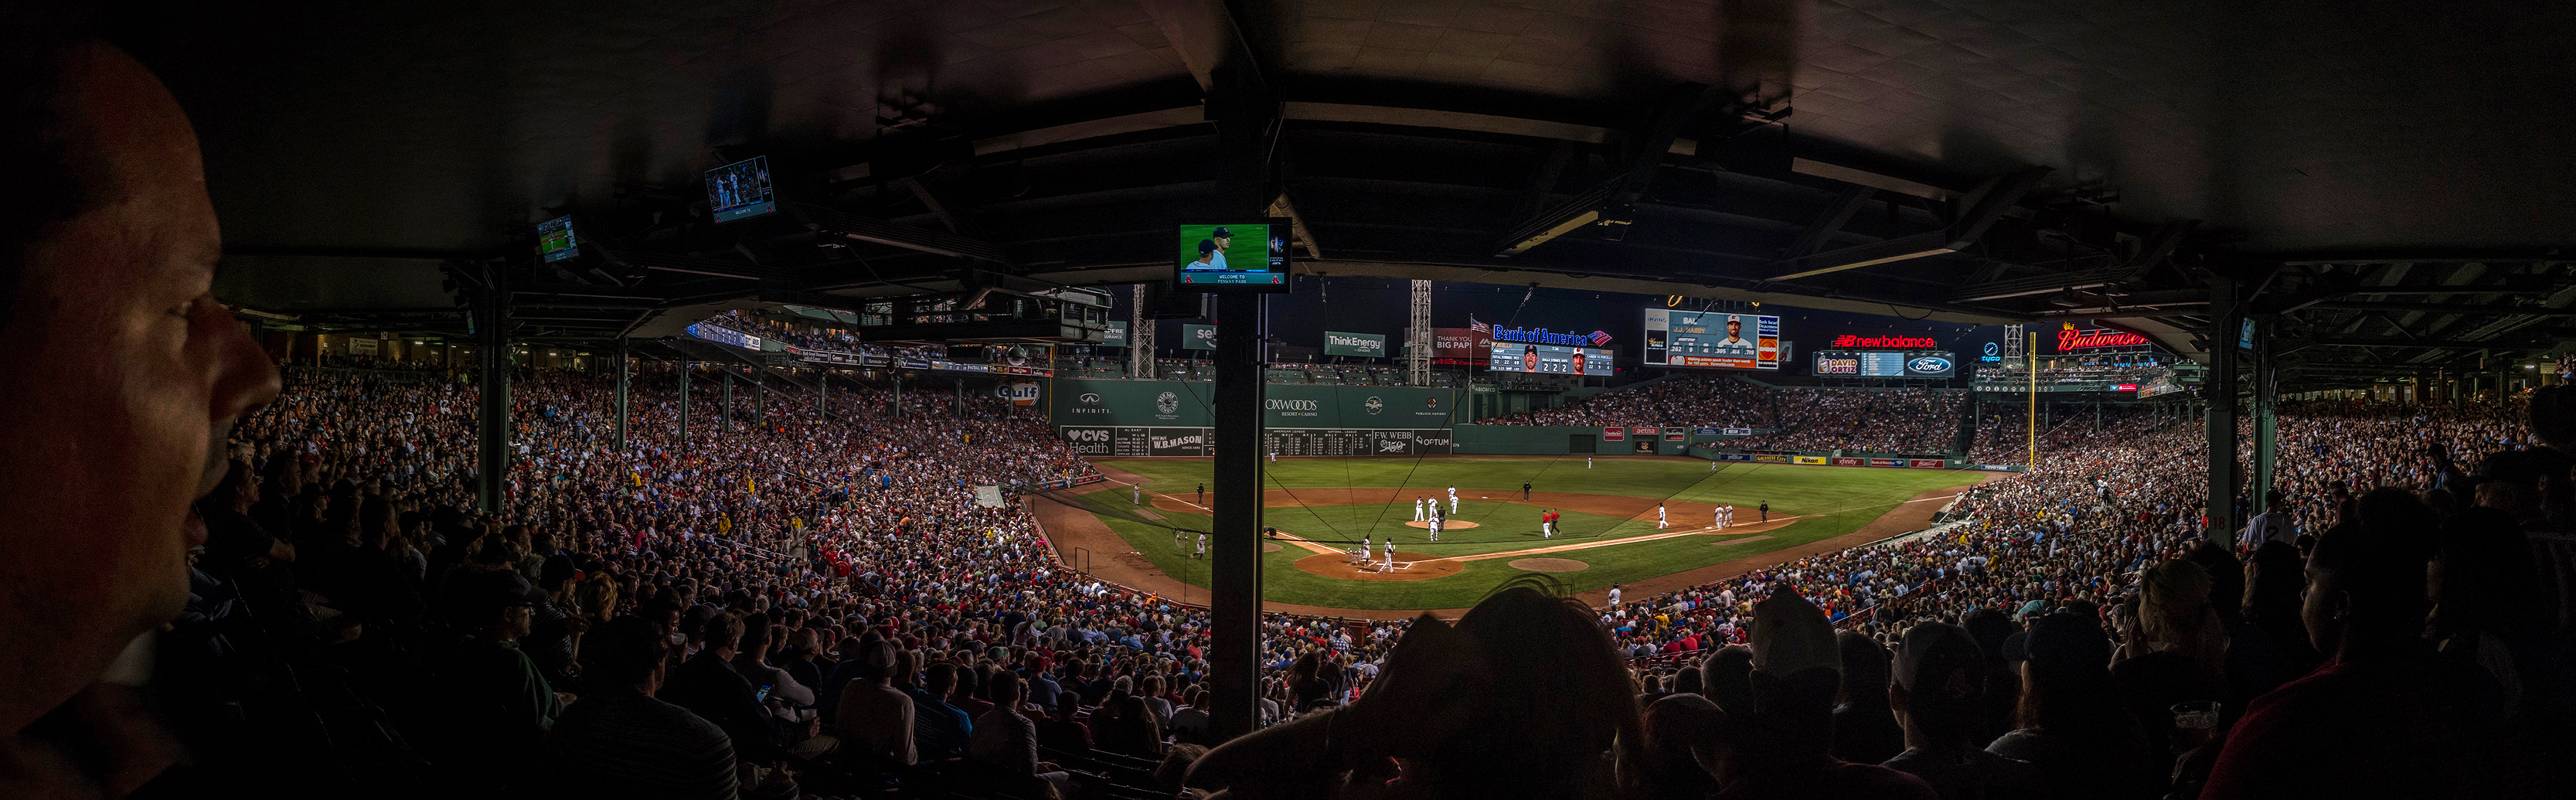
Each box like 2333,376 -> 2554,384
1175,219 -> 1291,291
1487,341 -> 1612,376
1644,309 -> 1778,369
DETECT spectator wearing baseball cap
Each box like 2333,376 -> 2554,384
1691,586 -> 1938,799
1882,622 -> 2048,800
1986,611 -> 2156,799
425,566 -> 569,791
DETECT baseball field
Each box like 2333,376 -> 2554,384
1033,456 -> 1988,614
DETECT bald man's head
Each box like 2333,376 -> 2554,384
0,27 -> 281,734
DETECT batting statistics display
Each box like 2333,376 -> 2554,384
1644,309 -> 1779,369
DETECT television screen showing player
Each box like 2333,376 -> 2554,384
1643,309 -> 1780,369
1175,219 -> 1291,292
536,216 -> 578,263
1487,342 -> 1611,375
706,156 -> 776,223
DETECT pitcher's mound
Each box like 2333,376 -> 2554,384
1403,519 -> 1481,529
1294,551 -> 1461,581
1508,557 -> 1590,573
1261,542 -> 1284,553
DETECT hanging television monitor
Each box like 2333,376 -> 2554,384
706,155 -> 776,223
1174,219 -> 1291,292
536,216 -> 579,263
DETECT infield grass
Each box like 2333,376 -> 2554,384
1070,457 -> 1973,609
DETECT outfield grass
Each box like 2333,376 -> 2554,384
1075,458 -> 1973,610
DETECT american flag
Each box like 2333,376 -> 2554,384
1468,316 -> 1490,334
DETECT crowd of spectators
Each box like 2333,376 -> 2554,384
1476,374 -> 1776,428
700,311 -> 944,363
158,359 -> 2575,799
1482,391 -> 2574,799
165,365 -> 1448,798
1481,376 -> 1965,454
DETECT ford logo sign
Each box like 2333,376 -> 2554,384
1908,356 -> 1953,373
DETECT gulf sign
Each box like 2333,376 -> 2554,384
995,382 -> 1042,406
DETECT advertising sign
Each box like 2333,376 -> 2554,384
686,322 -> 763,350
1632,427 -> 1659,437
1101,321 -> 1128,347
1718,453 -> 1754,462
1488,341 -> 1612,375
1793,455 -> 1828,465
1909,458 -> 1947,468
1904,353 -> 1957,377
1644,309 -> 1779,369
1693,427 -> 1722,436
1722,427 -> 1754,436
1601,427 -> 1626,441
1433,328 -> 1489,360
1868,458 -> 1901,467
1322,331 -> 1388,358
1181,324 -> 1219,351
996,382 -> 1042,406
1814,354 -> 1858,375
1832,457 -> 1865,466
1829,333 -> 1938,349
2053,324 -> 2152,352
1753,454 -> 1791,463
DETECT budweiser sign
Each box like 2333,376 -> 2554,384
1829,334 -> 1938,349
2057,328 -> 2150,351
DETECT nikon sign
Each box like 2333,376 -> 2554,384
1322,331 -> 1387,358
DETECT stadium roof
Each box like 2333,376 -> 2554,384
158,0 -> 2576,389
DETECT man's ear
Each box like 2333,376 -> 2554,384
1886,684 -> 1907,715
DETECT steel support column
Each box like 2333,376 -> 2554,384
614,339 -> 630,451
679,363 -> 690,446
2205,275 -> 2242,546
1206,53 -> 1276,744
723,371 -> 733,434
2252,319 -> 2278,509
475,274 -> 509,514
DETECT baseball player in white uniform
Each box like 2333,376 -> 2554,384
1656,502 -> 1668,529
1413,498 -> 1426,521
1447,486 -> 1458,515
1383,537 -> 1397,569
1196,533 -> 1208,560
